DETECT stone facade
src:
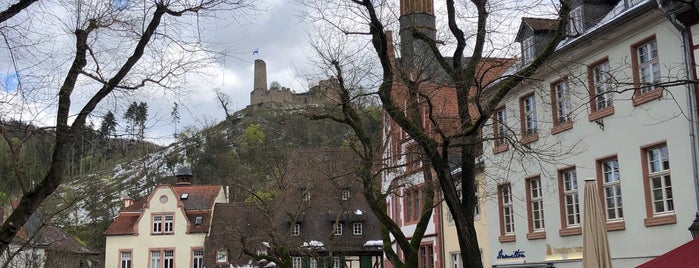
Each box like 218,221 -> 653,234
249,59 -> 341,109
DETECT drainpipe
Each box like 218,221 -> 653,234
657,1 -> 699,214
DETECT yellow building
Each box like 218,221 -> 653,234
104,167 -> 227,268
441,171 -> 490,268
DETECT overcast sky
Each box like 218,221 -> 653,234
0,0 -> 554,146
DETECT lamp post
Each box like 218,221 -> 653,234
688,213 -> 699,239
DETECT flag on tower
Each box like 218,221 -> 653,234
253,48 -> 259,55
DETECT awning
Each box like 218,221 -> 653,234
637,238 -> 699,267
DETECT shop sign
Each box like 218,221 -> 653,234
497,249 -> 526,260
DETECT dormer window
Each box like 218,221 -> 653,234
522,36 -> 535,65
567,7 -> 584,36
341,188 -> 351,200
292,223 -> 301,236
303,191 -> 311,202
180,193 -> 189,200
195,216 -> 203,225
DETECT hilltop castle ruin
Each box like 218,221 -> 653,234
249,59 -> 340,109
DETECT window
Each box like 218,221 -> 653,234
341,188 -> 351,200
588,59 -> 614,120
419,244 -> 434,268
333,257 -> 341,268
303,190 -> 311,202
450,252 -> 462,268
522,36 -> 535,65
153,215 -> 162,233
310,258 -> 318,268
292,223 -> 300,236
636,39 -> 660,93
193,249 -> 204,268
551,78 -> 573,134
519,93 -> 538,142
493,107 -> 508,153
216,249 -> 227,263
164,215 -> 174,233
195,216 -> 203,225
558,167 -> 581,236
120,250 -> 132,268
153,214 -> 174,234
567,7 -> 583,36
498,183 -> 515,242
334,223 -> 343,235
151,249 -> 175,268
526,177 -> 545,239
632,37 -> 662,105
292,257 -> 302,268
353,222 -> 363,235
404,187 -> 423,223
642,143 -> 676,226
596,156 -> 625,231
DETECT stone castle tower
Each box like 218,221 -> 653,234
249,59 -> 340,109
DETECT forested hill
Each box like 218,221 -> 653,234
0,104 -> 381,250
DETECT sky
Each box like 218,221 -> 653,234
0,0 -> 554,146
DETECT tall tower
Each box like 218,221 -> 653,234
251,59 -> 268,105
399,0 -> 436,77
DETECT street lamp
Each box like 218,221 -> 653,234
688,213 -> 699,239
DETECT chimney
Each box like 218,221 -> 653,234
175,166 -> 194,186
123,198 -> 135,208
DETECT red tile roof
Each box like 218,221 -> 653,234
636,238 -> 699,268
103,214 -> 140,235
104,184 -> 223,236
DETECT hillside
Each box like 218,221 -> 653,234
29,104 -> 381,250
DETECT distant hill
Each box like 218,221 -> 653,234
23,103 -> 381,251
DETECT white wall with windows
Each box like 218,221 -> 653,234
483,6 -> 698,268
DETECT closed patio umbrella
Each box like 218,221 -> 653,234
583,178 -> 612,268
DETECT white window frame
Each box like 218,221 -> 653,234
529,178 -> 545,231
495,108 -> 507,146
333,257 -> 341,268
193,249 -> 204,268
303,191 -> 311,202
153,215 -> 163,234
164,214 -> 174,233
647,145 -> 673,214
562,169 -> 580,227
593,61 -> 613,110
352,222 -> 363,235
164,250 -> 174,268
555,80 -> 572,123
334,223 -> 343,236
216,249 -> 227,263
310,258 -> 318,268
522,36 -> 535,65
637,40 -> 660,94
450,252 -> 462,268
602,159 -> 623,221
522,94 -> 537,135
292,257 -> 302,268
120,251 -> 132,268
341,188 -> 351,200
292,223 -> 300,236
151,250 -> 161,268
501,184 -> 515,234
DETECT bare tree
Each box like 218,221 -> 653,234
0,0 -> 256,253
214,88 -> 233,119
301,1 -> 571,268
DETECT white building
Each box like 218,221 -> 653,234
482,0 -> 699,267
104,167 -> 227,268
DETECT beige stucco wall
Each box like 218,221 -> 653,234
441,171 -> 490,268
105,185 -> 223,268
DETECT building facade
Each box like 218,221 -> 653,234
103,168 -> 227,268
483,0 -> 699,267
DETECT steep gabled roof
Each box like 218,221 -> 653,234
104,184 -> 223,236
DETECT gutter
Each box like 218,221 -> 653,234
656,2 -> 699,214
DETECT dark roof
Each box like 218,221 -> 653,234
637,238 -> 699,268
14,211 -> 98,254
176,166 -> 193,177
205,149 -> 382,268
173,185 -> 222,210
514,17 -> 559,42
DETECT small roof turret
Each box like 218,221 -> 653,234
175,166 -> 193,185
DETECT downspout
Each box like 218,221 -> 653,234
657,1 -> 699,214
